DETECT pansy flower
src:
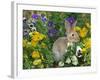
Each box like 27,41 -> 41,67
48,21 -> 54,27
48,28 -> 58,37
66,16 -> 75,26
41,15 -> 47,22
32,14 -> 39,19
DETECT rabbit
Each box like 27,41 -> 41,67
52,20 -> 80,62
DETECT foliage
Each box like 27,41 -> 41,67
23,10 -> 91,69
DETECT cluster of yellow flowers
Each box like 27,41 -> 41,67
30,31 -> 46,47
32,51 -> 45,66
75,23 -> 91,54
75,23 -> 90,38
32,51 -> 40,59
75,27 -> 88,38
82,38 -> 91,53
23,31 -> 47,68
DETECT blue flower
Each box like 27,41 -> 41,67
32,14 -> 39,19
48,28 -> 57,37
41,15 -> 47,22
48,21 -> 54,27
66,17 -> 75,25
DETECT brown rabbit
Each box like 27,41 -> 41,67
52,20 -> 80,62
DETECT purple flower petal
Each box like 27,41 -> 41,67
66,17 -> 75,25
32,14 -> 39,19
48,28 -> 58,37
48,21 -> 54,27
41,15 -> 47,22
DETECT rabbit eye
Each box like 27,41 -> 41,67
72,33 -> 74,36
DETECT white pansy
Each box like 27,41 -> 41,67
71,55 -> 78,65
65,57 -> 71,64
72,61 -> 78,66
58,61 -> 64,67
31,27 -> 36,31
76,46 -> 82,58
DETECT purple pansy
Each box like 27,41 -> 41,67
41,15 -> 47,22
48,28 -> 57,37
32,14 -> 39,19
66,16 -> 75,25
48,21 -> 54,27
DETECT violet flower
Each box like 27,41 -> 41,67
48,28 -> 57,37
41,15 -> 47,22
66,17 -> 75,26
32,14 -> 39,19
48,21 -> 54,27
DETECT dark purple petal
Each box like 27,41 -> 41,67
66,16 -> 75,25
32,14 -> 39,19
41,15 -> 47,22
48,21 -> 54,27
48,28 -> 58,37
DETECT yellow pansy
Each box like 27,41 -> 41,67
84,38 -> 91,49
79,27 -> 88,38
32,51 -> 40,59
32,31 -> 46,42
39,34 -> 46,40
31,40 -> 38,47
31,31 -> 46,47
82,48 -> 87,53
33,59 -> 42,65
33,31 -> 40,35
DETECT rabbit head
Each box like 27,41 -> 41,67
65,20 -> 80,43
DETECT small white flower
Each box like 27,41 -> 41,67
65,57 -> 71,64
31,27 -> 36,31
58,61 -> 64,67
67,42 -> 73,47
72,61 -> 78,66
71,55 -> 78,65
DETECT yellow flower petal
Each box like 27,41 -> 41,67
79,27 -> 88,38
33,31 -> 40,35
82,48 -> 87,53
32,51 -> 40,59
33,59 -> 42,65
31,40 -> 38,47
84,38 -> 91,49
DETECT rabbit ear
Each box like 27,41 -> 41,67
72,20 -> 77,28
65,20 -> 71,34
